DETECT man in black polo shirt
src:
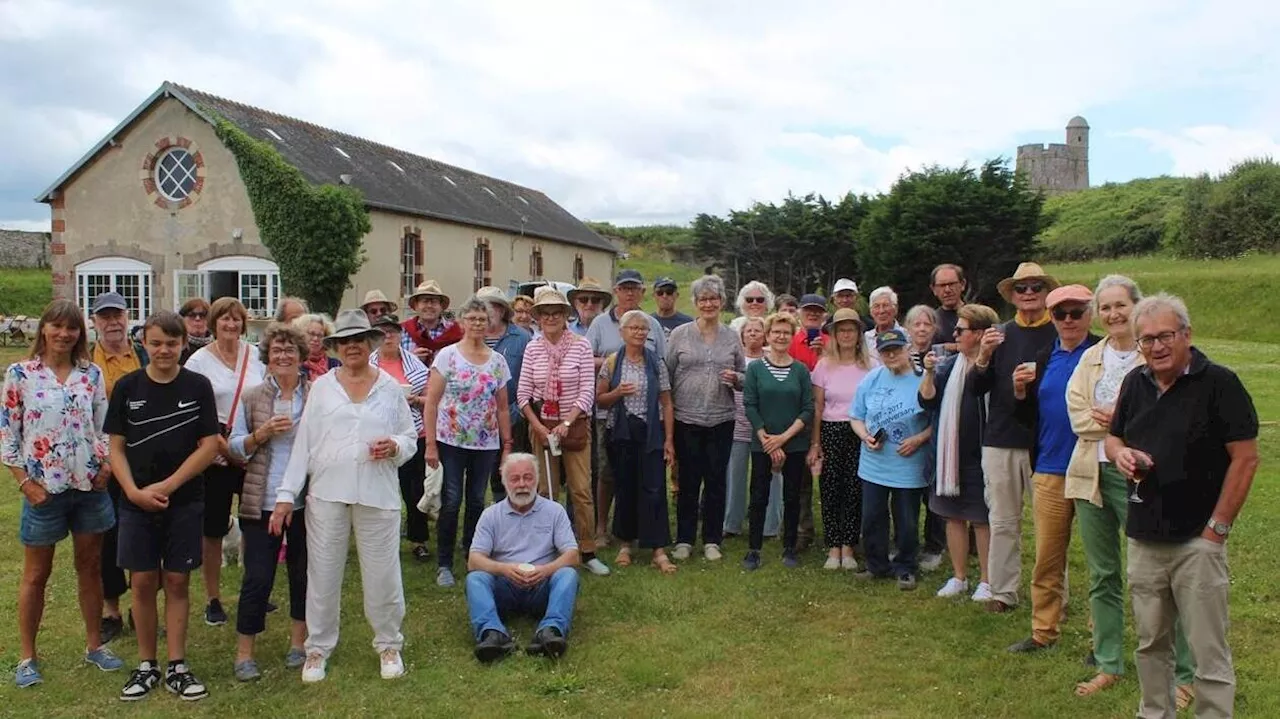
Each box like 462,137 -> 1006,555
1106,293 -> 1258,719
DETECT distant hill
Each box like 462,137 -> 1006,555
1036,176 -> 1190,262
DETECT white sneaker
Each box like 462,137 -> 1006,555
823,555 -> 841,570
703,544 -> 722,561
919,552 -> 944,572
671,543 -> 692,561
840,556 -> 858,571
584,557 -> 611,576
379,649 -> 404,679
301,653 -> 327,683
936,577 -> 969,598
971,582 -> 994,602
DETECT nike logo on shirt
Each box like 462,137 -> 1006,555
178,400 -> 197,408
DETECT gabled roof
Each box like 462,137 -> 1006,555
37,82 -> 614,253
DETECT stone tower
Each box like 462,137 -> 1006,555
1016,116 -> 1090,196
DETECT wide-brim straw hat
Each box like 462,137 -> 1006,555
406,279 -> 450,309
475,286 -> 513,322
324,309 -> 385,349
823,307 -> 864,334
997,262 -> 1061,303
567,277 -> 612,309
360,289 -> 398,313
531,287 -> 572,315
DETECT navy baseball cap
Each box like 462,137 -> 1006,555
653,276 -> 677,291
798,293 -> 827,309
614,269 -> 644,287
875,328 -> 909,351
91,292 -> 128,314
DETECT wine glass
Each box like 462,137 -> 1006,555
1128,451 -> 1152,504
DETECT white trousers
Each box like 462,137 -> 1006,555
305,499 -> 405,657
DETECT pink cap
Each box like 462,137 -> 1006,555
1046,284 -> 1093,309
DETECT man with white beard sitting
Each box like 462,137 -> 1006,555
465,453 -> 581,662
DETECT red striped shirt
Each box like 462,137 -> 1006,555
517,335 -> 596,418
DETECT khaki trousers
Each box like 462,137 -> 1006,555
531,427 -> 597,554
1031,473 -> 1075,645
981,446 -> 1033,605
1129,537 -> 1234,719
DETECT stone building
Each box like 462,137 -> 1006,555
35,82 -> 617,325
1015,116 -> 1089,196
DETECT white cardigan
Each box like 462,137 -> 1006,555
278,368 -> 417,511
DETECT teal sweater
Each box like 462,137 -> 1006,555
744,357 -> 814,453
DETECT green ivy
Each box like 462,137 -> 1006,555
212,117 -> 370,316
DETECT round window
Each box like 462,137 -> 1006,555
155,148 -> 198,201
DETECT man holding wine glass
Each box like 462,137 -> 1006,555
1106,293 -> 1259,719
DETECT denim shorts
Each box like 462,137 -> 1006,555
20,488 -> 116,546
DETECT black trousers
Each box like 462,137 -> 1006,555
102,480 -> 129,602
235,509 -> 307,636
749,450 -> 805,551
607,419 -> 671,549
673,420 -> 734,547
398,437 -> 429,544
923,505 -> 947,555
818,421 -> 863,548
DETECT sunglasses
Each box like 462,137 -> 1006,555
744,296 -> 767,304
953,326 -> 980,336
1013,282 -> 1046,295
1052,307 -> 1087,321
184,312 -> 208,319
655,289 -> 675,297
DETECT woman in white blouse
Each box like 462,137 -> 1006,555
273,309 -> 417,684
182,297 -> 265,627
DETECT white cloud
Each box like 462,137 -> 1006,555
3,0 -> 1280,226
1125,126 -> 1280,176
0,218 -> 52,232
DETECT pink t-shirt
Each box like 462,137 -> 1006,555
811,358 -> 872,422
378,356 -> 409,385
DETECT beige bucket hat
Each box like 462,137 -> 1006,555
406,279 -> 450,309
997,262 -> 1060,303
360,289 -> 398,313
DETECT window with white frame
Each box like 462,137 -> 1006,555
178,256 -> 282,320
75,257 -> 152,324
155,148 -> 198,201
401,229 -> 422,299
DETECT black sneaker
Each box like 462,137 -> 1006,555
898,573 -> 918,591
412,544 -> 431,563
526,627 -> 567,658
474,629 -> 515,663
781,550 -> 800,569
165,664 -> 209,701
741,550 -> 762,571
204,599 -> 228,627
101,615 -> 124,644
120,661 -> 161,701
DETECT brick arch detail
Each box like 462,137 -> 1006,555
139,135 -> 207,210
66,242 -> 167,272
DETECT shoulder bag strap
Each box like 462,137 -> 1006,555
226,343 -> 252,427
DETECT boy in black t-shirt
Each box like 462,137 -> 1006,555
105,311 -> 219,702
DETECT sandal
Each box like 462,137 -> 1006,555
615,548 -> 632,568
652,552 -> 678,575
1176,684 -> 1195,711
1074,672 -> 1121,697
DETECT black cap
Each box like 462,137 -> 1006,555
798,293 -> 827,309
614,269 -> 644,287
653,276 -> 677,291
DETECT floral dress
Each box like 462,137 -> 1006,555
0,358 -> 109,493
432,344 -> 511,450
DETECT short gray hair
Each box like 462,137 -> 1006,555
735,280 -> 775,315
1132,292 -> 1191,332
292,313 -> 335,336
904,304 -> 937,328
275,296 -> 309,322
619,309 -> 651,329
500,452 -> 538,480
690,275 -> 726,303
869,286 -> 898,307
457,297 -> 489,318
1093,274 -> 1143,314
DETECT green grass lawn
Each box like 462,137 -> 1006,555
0,335 -> 1276,717
0,268 -> 53,318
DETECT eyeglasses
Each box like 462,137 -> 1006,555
624,325 -> 650,333
743,296 -> 766,304
462,316 -> 488,325
1052,308 -> 1087,321
1013,282 -> 1046,295
1137,330 -> 1182,350
932,281 -> 962,290
185,312 -> 208,319
268,347 -> 299,357
366,307 -> 388,316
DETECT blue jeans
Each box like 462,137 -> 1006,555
724,441 -> 781,536
465,568 -> 579,640
437,443 -> 499,568
861,479 -> 923,577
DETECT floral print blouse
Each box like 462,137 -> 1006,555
432,344 -> 511,450
1,358 -> 109,494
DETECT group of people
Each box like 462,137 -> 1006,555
2,261 -> 1258,718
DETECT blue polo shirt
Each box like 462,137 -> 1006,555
1035,339 -> 1090,475
469,495 -> 578,565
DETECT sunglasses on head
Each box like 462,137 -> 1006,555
1052,307 -> 1087,321
1013,282 -> 1046,295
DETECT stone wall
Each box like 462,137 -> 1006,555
1016,143 -> 1088,196
0,229 -> 51,268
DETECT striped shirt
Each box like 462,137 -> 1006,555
516,333 -> 596,420
762,356 -> 793,381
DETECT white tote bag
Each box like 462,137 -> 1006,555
417,460 -> 444,519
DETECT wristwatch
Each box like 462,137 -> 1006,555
1206,518 -> 1231,538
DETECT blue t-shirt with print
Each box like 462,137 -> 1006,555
1034,339 -> 1090,475
851,365 -> 930,489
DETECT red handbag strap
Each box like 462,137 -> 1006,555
225,344 -> 251,427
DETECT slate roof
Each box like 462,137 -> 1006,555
38,82 -> 614,254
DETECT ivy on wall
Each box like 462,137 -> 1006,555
213,117 -> 370,316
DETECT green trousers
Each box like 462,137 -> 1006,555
1075,463 -> 1194,682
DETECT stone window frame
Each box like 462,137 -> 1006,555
140,136 -> 206,209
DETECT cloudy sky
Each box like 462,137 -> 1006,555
3,0 -> 1279,231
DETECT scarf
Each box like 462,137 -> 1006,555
538,332 -> 579,420
934,352 -> 972,497
303,351 -> 330,382
607,348 -> 664,453
187,332 -> 213,352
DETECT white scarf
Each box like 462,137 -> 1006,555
934,353 -> 971,497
